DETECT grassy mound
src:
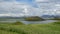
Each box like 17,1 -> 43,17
53,22 -> 60,24
14,21 -> 24,25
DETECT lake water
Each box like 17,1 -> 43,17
0,19 -> 57,24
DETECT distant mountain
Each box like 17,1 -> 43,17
0,16 -> 25,19
41,15 -> 56,19
0,15 -> 60,19
41,15 -> 60,19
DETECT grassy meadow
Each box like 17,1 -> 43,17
0,22 -> 60,34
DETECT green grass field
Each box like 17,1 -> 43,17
0,22 -> 60,34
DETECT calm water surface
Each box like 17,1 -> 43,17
0,19 -> 57,24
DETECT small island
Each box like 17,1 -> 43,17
25,16 -> 44,21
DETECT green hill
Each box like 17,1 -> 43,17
25,16 -> 44,21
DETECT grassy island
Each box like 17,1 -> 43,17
25,16 -> 44,21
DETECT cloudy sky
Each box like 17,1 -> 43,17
0,0 -> 60,17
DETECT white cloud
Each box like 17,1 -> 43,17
0,14 -> 10,16
55,4 -> 60,7
0,0 -> 16,2
35,0 -> 48,2
34,0 -> 60,15
0,13 -> 24,17
0,1 -> 31,16
0,1 -> 39,17
0,0 -> 60,17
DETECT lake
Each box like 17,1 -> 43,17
0,19 -> 57,24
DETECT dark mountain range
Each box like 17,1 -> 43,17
0,16 -> 25,19
41,15 -> 60,19
0,15 -> 60,19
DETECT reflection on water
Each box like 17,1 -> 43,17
0,19 -> 57,24
21,20 -> 57,24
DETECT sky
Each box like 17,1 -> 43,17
0,0 -> 60,17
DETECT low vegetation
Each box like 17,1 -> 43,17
0,22 -> 60,34
14,21 -> 24,25
53,22 -> 60,24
